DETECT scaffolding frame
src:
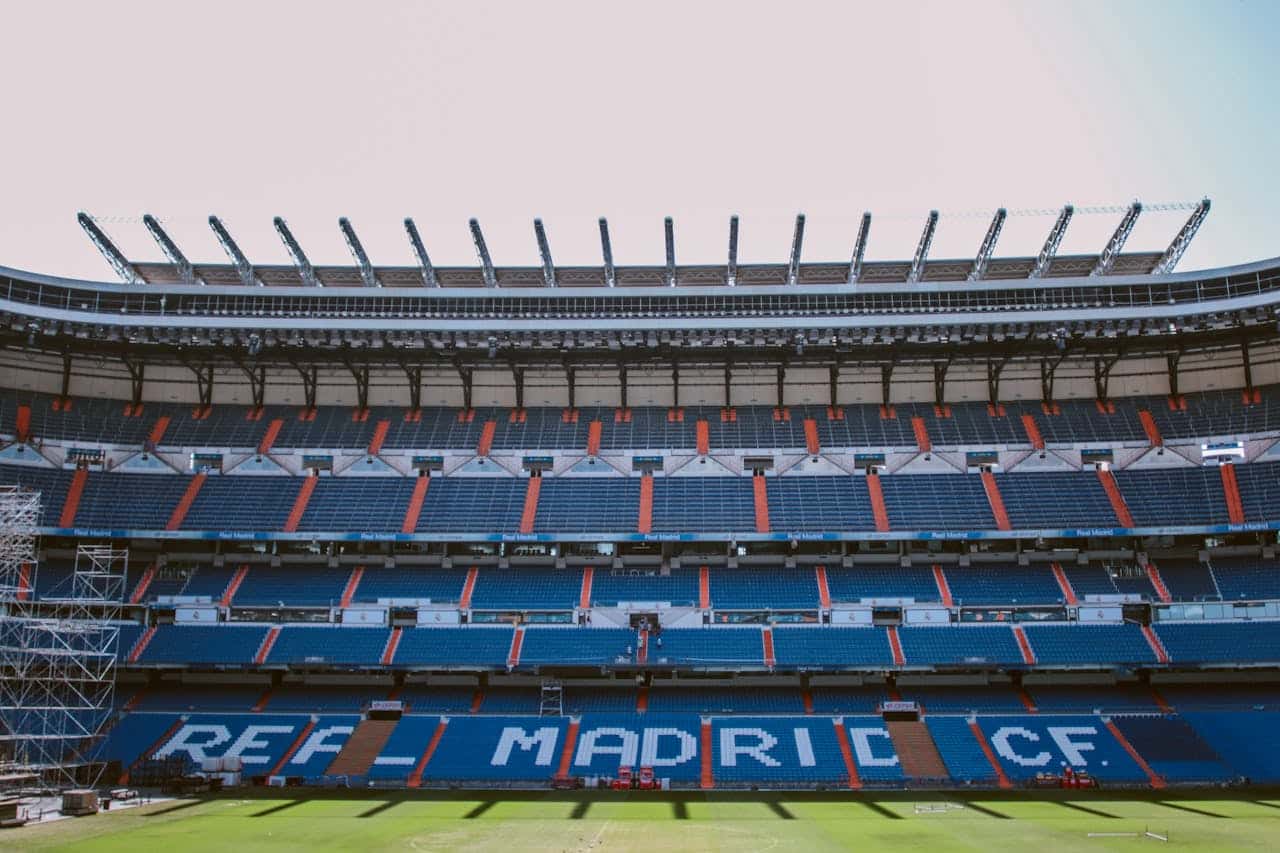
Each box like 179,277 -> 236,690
0,489 -> 125,791
539,680 -> 564,717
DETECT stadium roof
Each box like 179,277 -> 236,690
77,202 -> 1210,289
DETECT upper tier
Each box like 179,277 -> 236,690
4,385 -> 1278,452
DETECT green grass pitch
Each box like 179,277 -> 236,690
4,789 -> 1279,852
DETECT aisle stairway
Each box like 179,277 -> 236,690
325,718 -> 398,776
886,719 -> 949,780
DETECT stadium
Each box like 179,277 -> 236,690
2,194 -> 1280,849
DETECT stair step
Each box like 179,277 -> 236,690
325,719 -> 399,777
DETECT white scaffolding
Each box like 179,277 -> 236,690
0,487 -> 125,790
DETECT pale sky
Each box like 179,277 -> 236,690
1,1 -> 1276,279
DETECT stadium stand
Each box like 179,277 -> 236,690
8,222 -> 1280,794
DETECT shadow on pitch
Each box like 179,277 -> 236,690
144,800 -> 205,818
1057,801 -> 1120,819
359,800 -> 402,818
1154,800 -> 1227,818
464,800 -> 497,819
253,800 -> 306,817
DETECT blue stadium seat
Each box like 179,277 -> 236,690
926,716 -> 998,784
879,475 -> 996,530
1182,711 -> 1280,782
518,628 -> 635,666
136,625 -> 267,666
825,564 -> 940,603
353,565 -> 470,604
974,714 -> 1147,783
469,566 -> 582,610
651,478 -> 755,532
1209,558 -> 1280,601
1021,623 -> 1158,667
1111,715 -> 1234,782
708,567 -> 818,610
298,477 -> 418,533
1154,620 -> 1280,664
645,629 -> 764,668
711,716 -> 850,786
233,564 -> 352,607
393,627 -> 514,667
590,568 -> 699,608
367,715 -> 441,781
265,627 -> 390,667
943,565 -> 1063,606
766,477 -> 877,532
897,626 -> 1023,667
771,627 -> 893,668
419,716 -> 568,783
533,479 -> 640,533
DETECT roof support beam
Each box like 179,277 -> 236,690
1242,332 -> 1254,393
236,359 -> 267,409
208,216 -> 261,287
77,212 -> 142,284
1166,349 -> 1182,398
179,360 -> 213,410
1040,357 -> 1061,406
1030,205 -> 1074,278
342,355 -> 371,411
122,356 -> 146,408
987,353 -> 1013,405
1091,202 -> 1142,277
510,361 -> 526,410
664,217 -> 676,287
598,218 -> 616,288
671,362 -> 680,409
618,362 -> 628,410
469,218 -> 497,288
338,217 -> 380,287
455,360 -> 474,410
1153,198 -> 1211,274
786,213 -> 806,285
399,360 -> 423,411
142,214 -> 200,285
60,351 -> 73,401
880,362 -> 894,408
848,212 -> 871,285
273,217 -> 319,287
564,363 -> 576,409
967,208 -> 1007,282
292,362 -> 318,410
1093,349 -> 1124,402
533,218 -> 556,288
726,215 -> 740,286
933,356 -> 952,406
403,218 -> 439,287
1040,339 -> 1073,405
906,210 -> 939,283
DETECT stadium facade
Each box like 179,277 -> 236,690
2,203 -> 1280,792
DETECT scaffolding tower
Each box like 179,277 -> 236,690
0,487 -> 125,790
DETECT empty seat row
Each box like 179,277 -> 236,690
115,620 -> 1280,669
9,462 -> 1278,534
9,386 -> 1280,452
56,559 -> 1280,609
97,707 -> 1277,787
